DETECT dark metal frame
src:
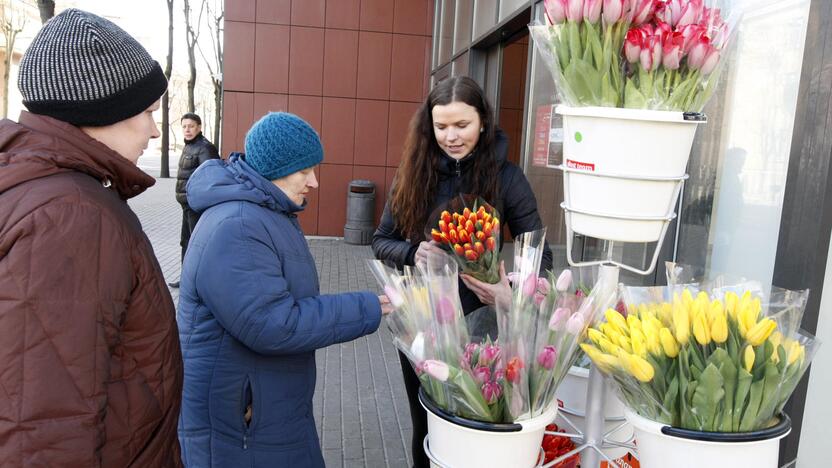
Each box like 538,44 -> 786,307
773,0 -> 832,464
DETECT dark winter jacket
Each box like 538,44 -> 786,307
175,133 -> 219,205
372,130 -> 553,313
0,112 -> 183,467
177,155 -> 382,468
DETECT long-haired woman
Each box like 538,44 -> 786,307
372,76 -> 552,466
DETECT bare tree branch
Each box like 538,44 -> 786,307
2,1 -> 27,118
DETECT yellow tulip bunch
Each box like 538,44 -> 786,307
581,288 -> 817,432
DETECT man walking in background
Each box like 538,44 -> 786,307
169,113 -> 219,288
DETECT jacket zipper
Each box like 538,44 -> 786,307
242,375 -> 252,450
455,160 -> 461,177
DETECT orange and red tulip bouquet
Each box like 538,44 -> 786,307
427,195 -> 501,284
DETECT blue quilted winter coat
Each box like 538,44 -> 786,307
177,155 -> 382,467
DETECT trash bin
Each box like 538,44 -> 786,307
344,180 -> 375,245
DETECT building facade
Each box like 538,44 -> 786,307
222,0 -> 433,235
222,1 -> 832,465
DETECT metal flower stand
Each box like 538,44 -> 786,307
542,163 -> 687,467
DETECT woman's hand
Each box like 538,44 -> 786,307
460,261 -> 511,308
378,295 -> 394,315
413,241 -> 445,267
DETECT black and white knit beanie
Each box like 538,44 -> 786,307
18,9 -> 167,127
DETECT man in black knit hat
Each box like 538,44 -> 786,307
169,112 -> 219,288
0,9 -> 182,466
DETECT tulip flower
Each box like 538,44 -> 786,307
598,336 -> 620,356
453,244 -> 465,256
441,210 -> 451,224
710,311 -> 728,344
626,314 -> 643,333
580,344 -> 618,373
544,0 -> 568,24
724,291 -> 739,321
588,328 -> 605,345
746,318 -> 777,346
537,346 -> 558,370
623,352 -> 654,382
474,241 -> 485,255
631,329 -> 647,358
383,285 -> 404,309
464,342 -> 481,356
435,297 -> 457,325
602,0 -> 625,25
605,308 -> 629,334
675,0 -> 704,28
482,381 -> 503,404
506,357 -> 524,384
549,307 -> 570,331
473,365 -> 491,385
583,0 -> 601,24
672,298 -> 690,345
566,0 -> 584,22
464,249 -> 478,262
479,343 -> 501,366
786,340 -> 804,365
692,309 -> 711,345
522,273 -> 538,298
662,32 -> 685,70
555,269 -> 572,292
699,47 -> 720,75
743,345 -> 755,373
624,28 -> 644,63
422,360 -> 450,381
565,312 -> 585,335
659,327 -> 679,358
630,0 -> 655,26
486,237 -> 496,251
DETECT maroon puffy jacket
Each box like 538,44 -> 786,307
0,112 -> 183,467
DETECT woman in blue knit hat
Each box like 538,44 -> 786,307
177,112 -> 393,468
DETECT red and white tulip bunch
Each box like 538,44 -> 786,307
622,0 -> 736,110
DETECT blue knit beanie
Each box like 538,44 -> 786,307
244,112 -> 324,180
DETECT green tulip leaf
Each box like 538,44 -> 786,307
692,363 -> 725,431
733,368 -> 753,431
739,378 -> 765,432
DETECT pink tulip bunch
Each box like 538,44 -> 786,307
532,0 -> 739,110
618,0 -> 738,110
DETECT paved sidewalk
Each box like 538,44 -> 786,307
129,177 -> 413,468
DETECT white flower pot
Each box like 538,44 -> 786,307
419,388 -> 558,468
555,366 -> 633,460
624,408 -> 791,468
557,105 -> 705,243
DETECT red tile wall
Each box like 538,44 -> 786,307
222,0 -> 433,235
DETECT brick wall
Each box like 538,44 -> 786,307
222,0 -> 433,235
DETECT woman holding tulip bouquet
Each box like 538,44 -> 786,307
372,76 -> 552,467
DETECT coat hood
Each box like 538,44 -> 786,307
0,112 -> 155,199
186,153 -> 304,214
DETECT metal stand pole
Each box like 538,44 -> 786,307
581,366 -> 609,467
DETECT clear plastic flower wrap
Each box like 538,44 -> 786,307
581,264 -> 821,432
529,0 -> 744,111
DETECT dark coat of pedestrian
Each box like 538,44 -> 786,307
172,113 -> 219,286
0,9 -> 182,467
177,112 -> 390,468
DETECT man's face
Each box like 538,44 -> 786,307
80,99 -> 162,165
182,118 -> 201,140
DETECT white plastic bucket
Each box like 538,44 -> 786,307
625,408 -> 791,468
555,366 -> 633,460
420,389 -> 558,468
556,105 -> 705,243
